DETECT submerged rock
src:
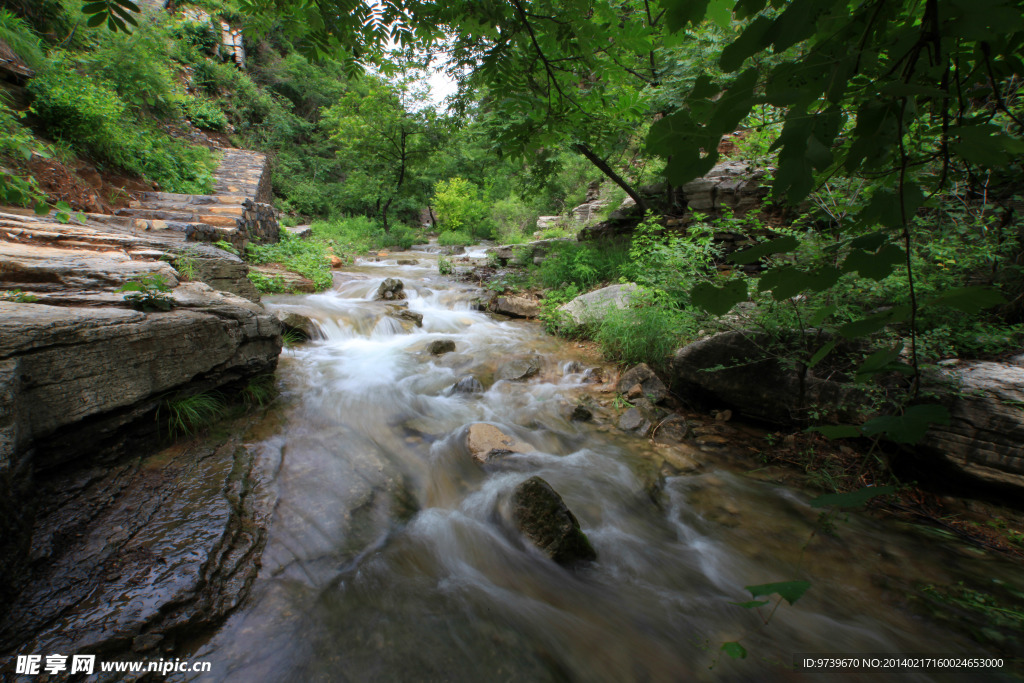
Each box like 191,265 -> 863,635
466,423 -> 533,464
617,362 -> 669,404
497,355 -> 542,382
397,258 -> 419,265
511,476 -> 596,565
449,376 -> 484,395
376,277 -> 406,300
387,306 -> 423,328
428,339 -> 456,355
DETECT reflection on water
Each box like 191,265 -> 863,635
189,249 -> 1017,682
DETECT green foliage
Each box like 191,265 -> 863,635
29,56 -> 216,193
213,240 -> 239,256
247,270 -> 287,294
159,391 -> 225,437
281,328 -> 305,347
81,0 -> 142,33
437,255 -> 453,275
536,241 -> 631,290
595,289 -> 690,369
0,9 -> 45,70
433,177 -> 494,240
241,374 -> 277,408
117,273 -> 175,312
437,230 -> 473,247
246,232 -> 332,291
0,289 -> 38,303
311,215 -> 416,252
185,97 -> 228,131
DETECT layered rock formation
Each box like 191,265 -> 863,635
0,210 -> 281,647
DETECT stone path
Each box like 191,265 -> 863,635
112,148 -> 278,252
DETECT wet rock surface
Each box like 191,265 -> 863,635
273,309 -> 321,340
0,424 -> 274,662
511,476 -> 596,565
497,355 -> 543,382
672,330 -> 866,425
466,423 -> 534,464
376,277 -> 406,300
427,339 -> 456,356
449,376 -> 484,395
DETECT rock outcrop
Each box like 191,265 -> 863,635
671,330 -> 866,425
0,211 -> 281,614
921,361 -> 1024,482
511,476 -> 596,565
376,277 -> 406,301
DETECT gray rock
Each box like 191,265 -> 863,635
428,339 -> 456,355
570,405 -> 593,422
449,376 -> 484,395
389,308 -> 423,327
559,283 -> 641,326
618,408 -> 649,433
397,259 -> 418,265
497,355 -> 542,382
671,330 -> 867,425
285,225 -> 311,239
921,361 -> 1024,482
375,277 -> 406,300
273,310 -> 321,340
490,293 -> 540,318
511,477 -> 596,565
617,362 -> 669,403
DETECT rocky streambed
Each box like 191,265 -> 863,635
3,237 -> 1023,681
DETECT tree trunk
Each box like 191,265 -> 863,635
571,142 -> 647,214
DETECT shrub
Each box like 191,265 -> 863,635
595,290 -> 691,369
246,232 -> 332,291
438,230 -> 473,247
185,97 -> 228,131
433,177 -> 495,239
0,10 -> 45,71
248,270 -> 288,293
29,57 -> 216,193
159,391 -> 226,437
535,240 -> 631,290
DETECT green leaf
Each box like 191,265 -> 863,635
854,344 -> 904,380
808,304 -> 836,327
691,279 -> 747,315
808,424 -> 862,440
55,201 -> 72,212
87,12 -> 107,27
810,485 -> 896,508
837,306 -> 909,339
82,1 -> 109,13
33,202 -> 50,216
729,236 -> 799,265
841,243 -> 905,280
861,404 -> 950,444
746,580 -> 811,605
662,0 -> 712,31
807,340 -> 837,368
719,16 -> 772,72
721,642 -> 747,659
925,287 -> 1007,314
758,265 -> 839,300
707,0 -> 733,29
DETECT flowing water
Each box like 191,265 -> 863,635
190,248 -> 1019,682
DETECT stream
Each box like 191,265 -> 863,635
189,247 -> 1018,682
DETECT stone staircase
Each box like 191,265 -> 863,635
113,148 -> 278,252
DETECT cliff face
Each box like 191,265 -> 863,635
0,211 -> 282,634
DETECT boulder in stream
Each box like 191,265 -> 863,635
466,423 -> 534,464
559,283 -> 640,326
449,376 -> 484,395
376,277 -> 406,300
273,310 -> 321,341
497,355 -> 543,382
489,293 -> 541,319
511,476 -> 596,565
428,339 -> 456,355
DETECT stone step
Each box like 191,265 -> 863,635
118,208 -> 244,227
136,192 -> 248,206
128,201 -> 247,214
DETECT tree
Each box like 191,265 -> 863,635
323,75 -> 438,231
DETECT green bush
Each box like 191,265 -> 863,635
186,97 -> 229,131
595,290 -> 691,369
438,230 -> 473,247
246,232 -> 332,291
433,177 -> 495,239
29,57 -> 216,193
535,240 -> 631,290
